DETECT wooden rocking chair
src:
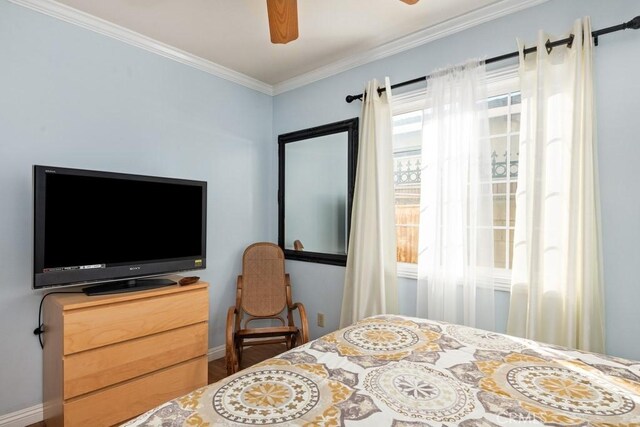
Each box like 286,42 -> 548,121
226,242 -> 309,375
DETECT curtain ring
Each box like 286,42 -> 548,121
567,33 -> 575,48
545,39 -> 553,54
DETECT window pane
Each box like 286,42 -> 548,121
395,168 -> 420,264
491,137 -> 508,180
494,229 -> 506,269
393,111 -> 422,265
511,93 -> 521,105
488,94 -> 508,109
396,203 -> 419,263
490,115 -> 508,135
511,113 -> 521,133
395,155 -> 421,187
393,111 -> 422,140
509,195 -> 516,227
493,182 -> 506,194
494,195 -> 506,227
493,182 -> 506,234
510,135 -> 519,179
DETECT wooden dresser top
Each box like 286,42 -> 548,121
48,281 -> 209,310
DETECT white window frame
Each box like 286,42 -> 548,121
391,65 -> 519,293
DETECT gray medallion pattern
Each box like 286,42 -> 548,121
506,365 -> 636,416
212,369 -> 319,424
445,324 -> 526,351
364,361 -> 476,422
343,323 -> 420,352
133,401 -> 195,427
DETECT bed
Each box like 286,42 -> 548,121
125,315 -> 640,426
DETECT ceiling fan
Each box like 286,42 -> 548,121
267,0 -> 420,44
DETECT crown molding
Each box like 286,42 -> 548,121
272,0 -> 550,95
8,0 -> 274,96
10,0 -> 549,97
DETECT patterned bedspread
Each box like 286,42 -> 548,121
125,315 -> 640,426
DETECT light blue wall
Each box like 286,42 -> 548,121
2,0 -> 639,418
276,0 -> 640,360
0,0 -> 273,415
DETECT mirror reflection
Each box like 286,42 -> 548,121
285,133 -> 348,254
278,118 -> 358,266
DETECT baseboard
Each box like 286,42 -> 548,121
207,343 -> 225,362
0,403 -> 43,427
0,345 -> 226,426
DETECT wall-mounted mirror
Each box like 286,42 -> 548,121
278,118 -> 358,266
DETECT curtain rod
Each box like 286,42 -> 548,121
345,15 -> 640,103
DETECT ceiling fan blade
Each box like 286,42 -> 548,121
400,0 -> 420,4
267,0 -> 299,44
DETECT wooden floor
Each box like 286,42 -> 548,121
208,343 -> 287,383
28,343 -> 287,427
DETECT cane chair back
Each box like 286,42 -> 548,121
240,243 -> 287,318
225,242 -> 309,375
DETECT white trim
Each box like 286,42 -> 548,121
493,270 -> 513,293
7,0 -> 273,96
8,0 -> 545,97
391,64 -> 519,110
397,262 -> 418,280
0,403 -> 43,427
392,88 -> 427,115
208,343 -> 226,362
397,263 -> 512,292
273,0 -> 549,95
0,345 -> 226,426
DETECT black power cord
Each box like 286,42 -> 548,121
34,291 -> 83,349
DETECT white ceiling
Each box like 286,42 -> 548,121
50,0 -> 508,86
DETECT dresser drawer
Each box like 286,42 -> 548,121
63,356 -> 208,427
63,287 -> 208,354
64,322 -> 207,399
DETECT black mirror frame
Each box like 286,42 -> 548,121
278,118 -> 359,266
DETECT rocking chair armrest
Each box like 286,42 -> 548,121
289,302 -> 304,311
226,306 -> 238,348
235,276 -> 243,308
225,306 -> 241,375
289,302 -> 309,344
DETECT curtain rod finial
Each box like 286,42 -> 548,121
627,16 -> 640,30
346,94 -> 363,103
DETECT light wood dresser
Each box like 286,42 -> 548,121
43,282 -> 209,427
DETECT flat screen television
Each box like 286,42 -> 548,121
33,165 -> 207,295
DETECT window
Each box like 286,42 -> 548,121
393,111 -> 422,264
392,68 -> 520,281
488,90 -> 521,270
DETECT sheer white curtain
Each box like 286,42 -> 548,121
340,78 -> 398,328
507,17 -> 605,352
416,61 -> 495,330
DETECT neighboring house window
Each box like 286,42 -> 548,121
392,68 -> 520,283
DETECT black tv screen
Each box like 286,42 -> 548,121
33,165 -> 207,290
